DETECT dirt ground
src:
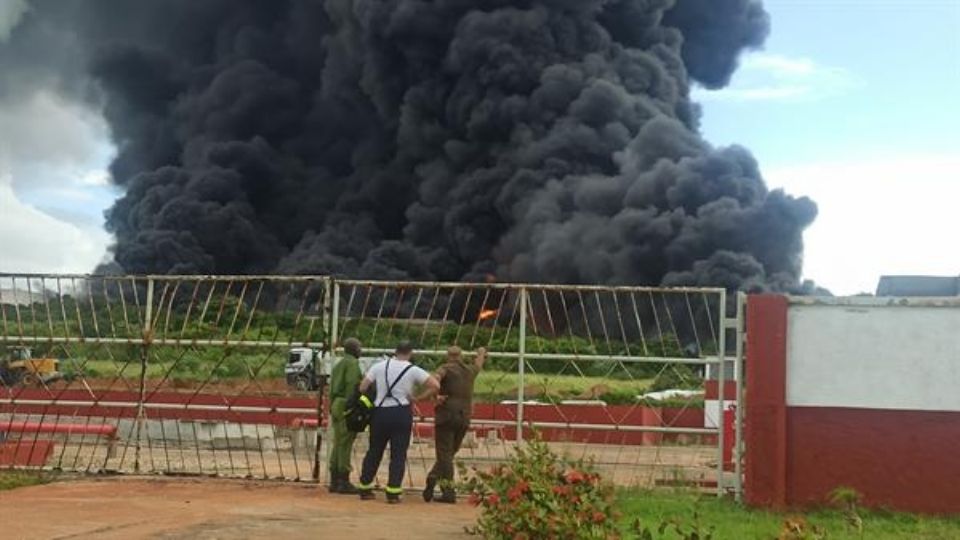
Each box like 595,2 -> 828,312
0,477 -> 479,540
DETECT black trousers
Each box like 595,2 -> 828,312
427,407 -> 470,487
359,405 -> 413,492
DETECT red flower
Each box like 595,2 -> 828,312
507,480 -> 530,502
468,493 -> 481,507
564,469 -> 586,484
552,485 -> 571,496
592,511 -> 606,523
487,493 -> 501,505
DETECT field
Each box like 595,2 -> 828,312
617,491 -> 960,539
64,357 -> 673,405
2,475 -> 958,539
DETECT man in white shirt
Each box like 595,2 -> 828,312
356,341 -> 439,503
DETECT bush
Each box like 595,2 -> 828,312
649,364 -> 703,392
459,437 -> 620,540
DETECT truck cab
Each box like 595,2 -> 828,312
285,347 -> 325,391
284,349 -> 385,392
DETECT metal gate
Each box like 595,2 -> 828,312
328,280 -> 745,497
0,274 -> 329,481
0,274 -> 745,497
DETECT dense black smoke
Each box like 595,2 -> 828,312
2,0 -> 818,292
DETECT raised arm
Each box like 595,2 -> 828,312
474,347 -> 488,370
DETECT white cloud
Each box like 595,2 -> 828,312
0,88 -> 116,273
0,175 -> 111,273
0,90 -> 111,178
693,52 -> 856,103
741,54 -> 818,77
765,153 -> 960,295
80,169 -> 111,187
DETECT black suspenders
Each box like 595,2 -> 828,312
378,358 -> 414,407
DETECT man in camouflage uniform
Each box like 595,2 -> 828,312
328,337 -> 363,494
421,346 -> 487,503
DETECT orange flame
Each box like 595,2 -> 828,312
478,309 -> 497,321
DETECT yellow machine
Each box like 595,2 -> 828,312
0,347 -> 62,387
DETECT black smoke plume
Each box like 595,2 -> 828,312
2,0 -> 818,293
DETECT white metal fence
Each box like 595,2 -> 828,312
0,274 -> 744,497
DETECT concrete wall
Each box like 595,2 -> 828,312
745,295 -> 960,514
786,301 -> 960,411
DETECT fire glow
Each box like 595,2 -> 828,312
478,309 -> 497,321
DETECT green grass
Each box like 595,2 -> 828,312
66,358 -> 662,403
473,371 -> 654,402
617,491 -> 960,539
0,471 -> 52,491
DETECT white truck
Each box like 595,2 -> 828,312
284,347 -> 381,391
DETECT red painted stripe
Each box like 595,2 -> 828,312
0,388 -> 316,426
744,294 -> 789,508
0,421 -> 116,437
0,388 -> 316,409
786,406 -> 960,514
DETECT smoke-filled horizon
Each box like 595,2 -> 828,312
1,0 -> 820,293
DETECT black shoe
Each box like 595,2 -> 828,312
339,475 -> 360,495
422,477 -> 436,502
436,489 -> 457,504
386,491 -> 401,504
359,488 -> 375,501
328,471 -> 341,494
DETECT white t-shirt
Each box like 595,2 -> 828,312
363,357 -> 430,407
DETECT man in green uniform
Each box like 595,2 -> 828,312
420,345 -> 487,503
328,337 -> 363,494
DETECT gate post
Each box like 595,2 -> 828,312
515,287 -> 527,444
312,278 -> 334,482
733,291 -> 746,501
134,277 -> 154,474
716,288 -> 727,496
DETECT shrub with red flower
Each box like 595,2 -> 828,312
458,437 -> 619,539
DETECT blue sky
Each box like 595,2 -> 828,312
1,0 -> 958,293
696,0 -> 960,294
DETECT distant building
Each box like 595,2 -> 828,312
875,276 -> 960,296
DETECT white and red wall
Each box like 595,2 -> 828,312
745,295 -> 960,514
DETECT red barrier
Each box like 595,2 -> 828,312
0,421 -> 118,458
0,421 -> 117,438
289,418 -> 323,429
1,386 -> 709,447
0,440 -> 55,466
408,402 -> 707,445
